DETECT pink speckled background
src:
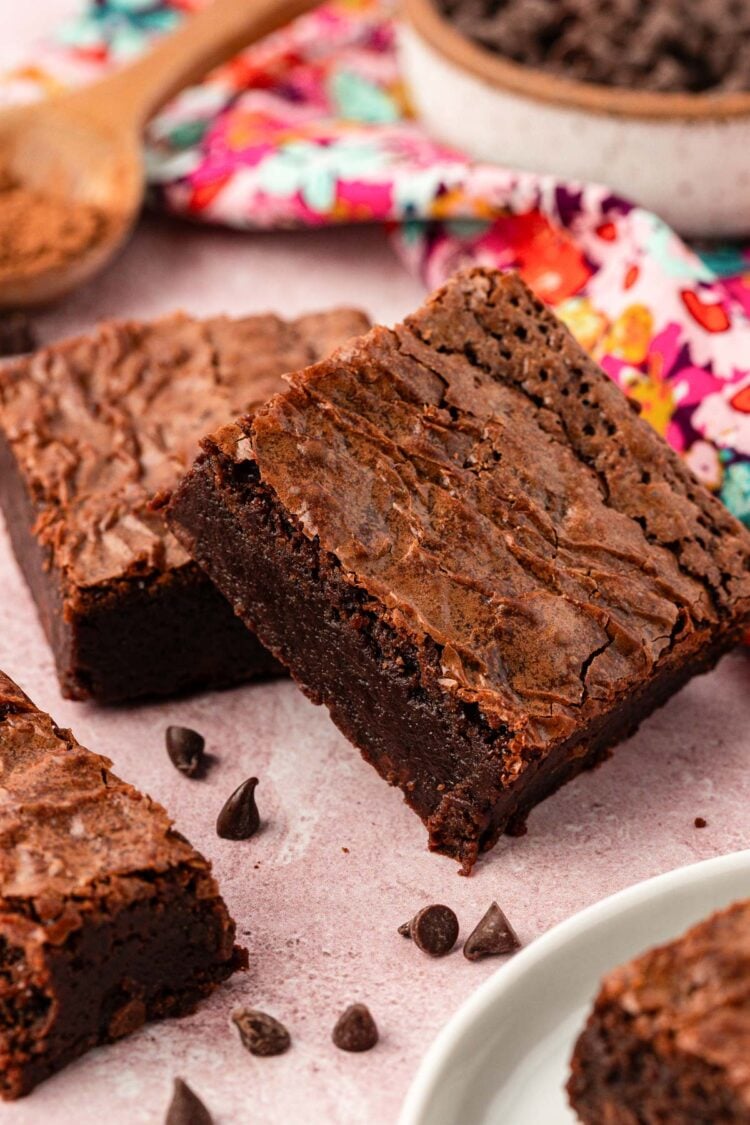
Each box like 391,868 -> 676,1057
1,8 -> 750,1123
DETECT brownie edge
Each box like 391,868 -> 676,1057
0,307 -> 370,702
568,899 -> 750,1123
0,671 -> 246,1099
167,268 -> 750,870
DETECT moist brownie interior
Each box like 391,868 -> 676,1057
0,308 -> 369,702
168,268 -> 750,870
568,898 -> 750,1122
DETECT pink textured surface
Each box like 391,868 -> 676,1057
2,9 -> 750,1121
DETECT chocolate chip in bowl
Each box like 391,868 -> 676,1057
439,0 -> 750,93
398,0 -> 750,235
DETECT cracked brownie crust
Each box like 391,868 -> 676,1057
0,307 -> 369,701
568,899 -> 750,1123
0,670 -> 246,1099
168,268 -> 750,869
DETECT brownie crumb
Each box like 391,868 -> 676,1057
166,1078 -> 213,1125
694,816 -> 708,828
332,1003 -> 379,1052
217,777 -> 260,840
463,902 -> 522,961
404,904 -> 459,957
166,726 -> 205,777
232,1009 -> 291,1057
0,312 -> 35,357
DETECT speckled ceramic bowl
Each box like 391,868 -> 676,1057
398,0 -> 750,238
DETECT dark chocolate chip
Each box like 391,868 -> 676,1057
216,776 -> 260,840
332,1003 -> 379,1052
408,904 -> 459,957
438,0 -> 750,93
232,1009 -> 291,1056
166,726 -> 205,777
463,902 -> 522,961
397,920 -> 411,937
694,816 -> 707,828
0,312 -> 35,357
165,1078 -> 213,1125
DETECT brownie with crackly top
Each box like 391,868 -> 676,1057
0,307 -> 369,702
167,268 -> 750,871
0,670 -> 246,1100
568,898 -> 750,1123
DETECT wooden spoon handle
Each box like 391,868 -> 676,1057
85,0 -> 319,127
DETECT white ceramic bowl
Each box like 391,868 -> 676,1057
399,849 -> 750,1125
398,0 -> 750,238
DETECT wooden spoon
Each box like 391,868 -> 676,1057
0,0 -> 318,308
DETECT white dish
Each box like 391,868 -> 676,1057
400,849 -> 750,1125
398,0 -> 750,238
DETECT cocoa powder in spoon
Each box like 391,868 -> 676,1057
0,174 -> 111,284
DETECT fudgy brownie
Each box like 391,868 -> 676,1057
0,307 -> 369,702
568,898 -> 750,1123
167,268 -> 750,871
0,670 -> 245,1100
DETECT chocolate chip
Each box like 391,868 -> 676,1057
397,920 -> 411,937
0,312 -> 35,357
216,776 -> 260,840
405,904 -> 459,957
165,1078 -> 213,1125
463,902 -> 522,961
332,1003 -> 379,1052
438,0 -> 750,93
694,816 -> 707,828
232,1009 -> 291,1056
166,726 -> 205,777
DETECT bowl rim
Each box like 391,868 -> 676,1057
403,0 -> 750,121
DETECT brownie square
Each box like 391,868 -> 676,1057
568,899 -> 750,1122
0,670 -> 245,1099
167,268 -> 750,871
0,307 -> 369,702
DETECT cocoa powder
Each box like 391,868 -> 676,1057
0,176 -> 110,282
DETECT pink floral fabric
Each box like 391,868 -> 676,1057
3,0 -> 750,525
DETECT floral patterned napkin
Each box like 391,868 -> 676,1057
4,0 -> 750,525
